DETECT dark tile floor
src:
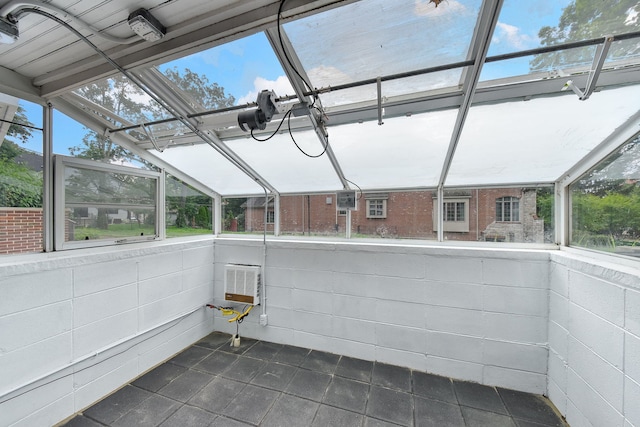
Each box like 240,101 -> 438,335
59,332 -> 568,427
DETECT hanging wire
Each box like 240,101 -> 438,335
286,108 -> 328,158
345,178 -> 363,199
276,0 -> 317,108
250,109 -> 292,142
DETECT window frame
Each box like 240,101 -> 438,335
433,197 -> 470,233
266,210 -> 275,224
54,155 -> 163,250
366,198 -> 387,219
496,196 -> 520,222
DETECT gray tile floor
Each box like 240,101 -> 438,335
60,332 -> 568,427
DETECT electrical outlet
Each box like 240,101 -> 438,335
259,314 -> 268,326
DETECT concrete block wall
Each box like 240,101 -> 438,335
212,239 -> 550,394
0,237 -> 215,427
548,251 -> 640,427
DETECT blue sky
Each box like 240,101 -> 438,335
12,0 -> 573,156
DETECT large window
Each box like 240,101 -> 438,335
366,199 -> 387,219
54,156 -> 160,250
0,97 -> 43,255
445,201 -> 466,222
166,175 -> 213,237
571,135 -> 640,257
433,196 -> 470,234
496,196 -> 520,222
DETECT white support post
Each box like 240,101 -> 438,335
43,103 -> 53,252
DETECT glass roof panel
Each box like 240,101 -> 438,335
329,109 -> 458,189
447,84 -> 640,186
226,130 -> 342,193
480,47 -> 597,82
484,0 -> 640,80
321,71 -> 463,110
73,75 -> 173,127
157,32 -> 294,110
284,0 -> 482,107
151,144 -> 264,196
605,38 -> 640,67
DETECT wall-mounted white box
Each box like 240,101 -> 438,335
224,264 -> 261,305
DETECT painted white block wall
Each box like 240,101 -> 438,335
2,235 -> 638,427
212,239 -> 551,394
0,238 -> 215,427
549,251 -> 640,427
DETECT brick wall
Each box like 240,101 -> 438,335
245,189 -> 544,241
0,208 -> 43,254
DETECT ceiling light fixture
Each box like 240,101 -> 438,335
0,17 -> 18,44
127,8 -> 166,42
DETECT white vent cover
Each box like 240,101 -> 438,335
224,264 -> 261,305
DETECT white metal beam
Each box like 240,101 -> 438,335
131,67 -> 279,195
52,96 -> 221,200
36,0 -> 359,97
264,26 -> 351,190
436,0 -> 504,241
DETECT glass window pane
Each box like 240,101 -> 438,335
226,129 -> 342,193
488,1 -> 640,63
483,1 -> 640,82
0,96 -> 43,255
285,0 -> 482,107
224,196 -> 276,236
166,174 -> 213,237
330,109 -> 457,189
157,32 -> 290,110
62,163 -> 157,244
154,144 -> 264,196
570,134 -> 640,257
448,84 -> 640,186
436,188 -> 552,243
222,197 -> 247,234
73,75 -> 173,125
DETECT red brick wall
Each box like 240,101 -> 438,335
244,188 -> 541,241
0,208 -> 43,254
352,191 -> 434,238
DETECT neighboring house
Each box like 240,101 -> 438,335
244,188 -> 546,243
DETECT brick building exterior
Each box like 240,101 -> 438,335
0,208 -> 43,254
244,188 -> 546,243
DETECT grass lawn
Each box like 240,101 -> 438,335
73,223 -> 213,240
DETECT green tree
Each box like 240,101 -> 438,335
163,67 -> 236,109
531,0 -> 640,71
70,75 -> 149,162
0,160 -> 42,207
0,105 -> 41,208
68,69 -> 230,232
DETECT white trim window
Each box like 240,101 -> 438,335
496,196 -> 520,222
54,155 -> 162,250
266,210 -> 275,224
433,197 -> 470,232
366,196 -> 387,219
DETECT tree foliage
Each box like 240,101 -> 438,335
1,105 -> 41,207
70,75 -> 149,162
163,67 -> 236,110
4,105 -> 34,145
0,159 -> 42,207
531,0 -> 640,71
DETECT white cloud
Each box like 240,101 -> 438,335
625,7 -> 639,25
492,22 -> 538,50
237,75 -> 294,105
307,65 -> 352,86
414,0 -> 466,17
